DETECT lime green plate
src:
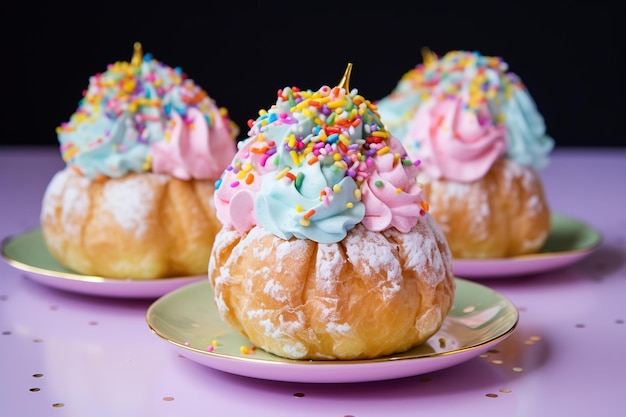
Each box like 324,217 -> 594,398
453,213 -> 602,279
146,278 -> 518,383
1,228 -> 203,299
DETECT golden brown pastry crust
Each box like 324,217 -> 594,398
41,168 -> 221,279
423,158 -> 551,259
208,215 -> 455,360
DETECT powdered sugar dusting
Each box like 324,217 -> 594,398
42,170 -> 91,236
41,170 -> 68,220
390,215 -> 451,286
344,225 -> 403,300
259,311 -> 306,336
326,321 -> 351,335
315,244 -> 343,294
430,180 -> 491,239
436,180 -> 471,201
252,245 -> 271,261
61,184 -> 90,236
501,158 -> 545,217
210,227 -> 241,280
263,279 -> 288,302
281,340 -> 307,358
502,158 -> 535,190
526,194 -> 541,216
214,226 -> 242,250
100,175 -> 167,237
278,238 -> 308,259
249,227 -> 273,261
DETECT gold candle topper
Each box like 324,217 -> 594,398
421,47 -> 437,67
337,63 -> 353,92
131,42 -> 143,67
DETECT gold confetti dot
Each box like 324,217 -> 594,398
29,388 -> 40,392
32,374 -> 43,378
438,337 -> 446,348
499,388 -> 512,393
486,393 -> 498,398
512,367 -> 524,373
162,397 -> 174,401
52,403 -> 64,408
491,360 -> 503,365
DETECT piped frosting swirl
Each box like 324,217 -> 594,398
376,50 -> 554,181
56,43 -> 238,181
215,76 -> 426,244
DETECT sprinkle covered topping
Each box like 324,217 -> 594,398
56,43 -> 237,181
214,65 -> 426,244
377,49 -> 555,173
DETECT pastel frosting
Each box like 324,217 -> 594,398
214,83 -> 427,244
376,50 -> 554,182
56,44 -> 238,181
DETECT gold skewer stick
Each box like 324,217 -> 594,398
131,42 -> 143,67
337,63 -> 353,92
421,47 -> 437,67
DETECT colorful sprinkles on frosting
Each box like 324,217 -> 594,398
215,63 -> 428,243
378,48 -> 554,171
56,42 -> 234,179
394,49 -> 524,118
224,85 -> 415,222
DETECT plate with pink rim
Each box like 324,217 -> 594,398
1,228 -> 204,299
146,278 -> 518,384
452,213 -> 602,279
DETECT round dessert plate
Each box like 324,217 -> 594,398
146,278 -> 518,384
453,213 -> 602,279
1,229 -> 204,299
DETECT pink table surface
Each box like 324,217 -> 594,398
1,146 -> 625,417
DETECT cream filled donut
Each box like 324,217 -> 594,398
209,65 -> 455,360
377,50 -> 554,259
41,43 -> 239,279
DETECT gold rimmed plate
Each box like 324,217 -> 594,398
453,213 -> 602,279
146,278 -> 518,383
1,228 -> 204,299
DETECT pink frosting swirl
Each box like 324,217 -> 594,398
360,141 -> 424,232
151,103 -> 237,180
406,95 -> 506,182
214,136 -> 278,232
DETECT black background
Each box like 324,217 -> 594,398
6,1 -> 624,148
